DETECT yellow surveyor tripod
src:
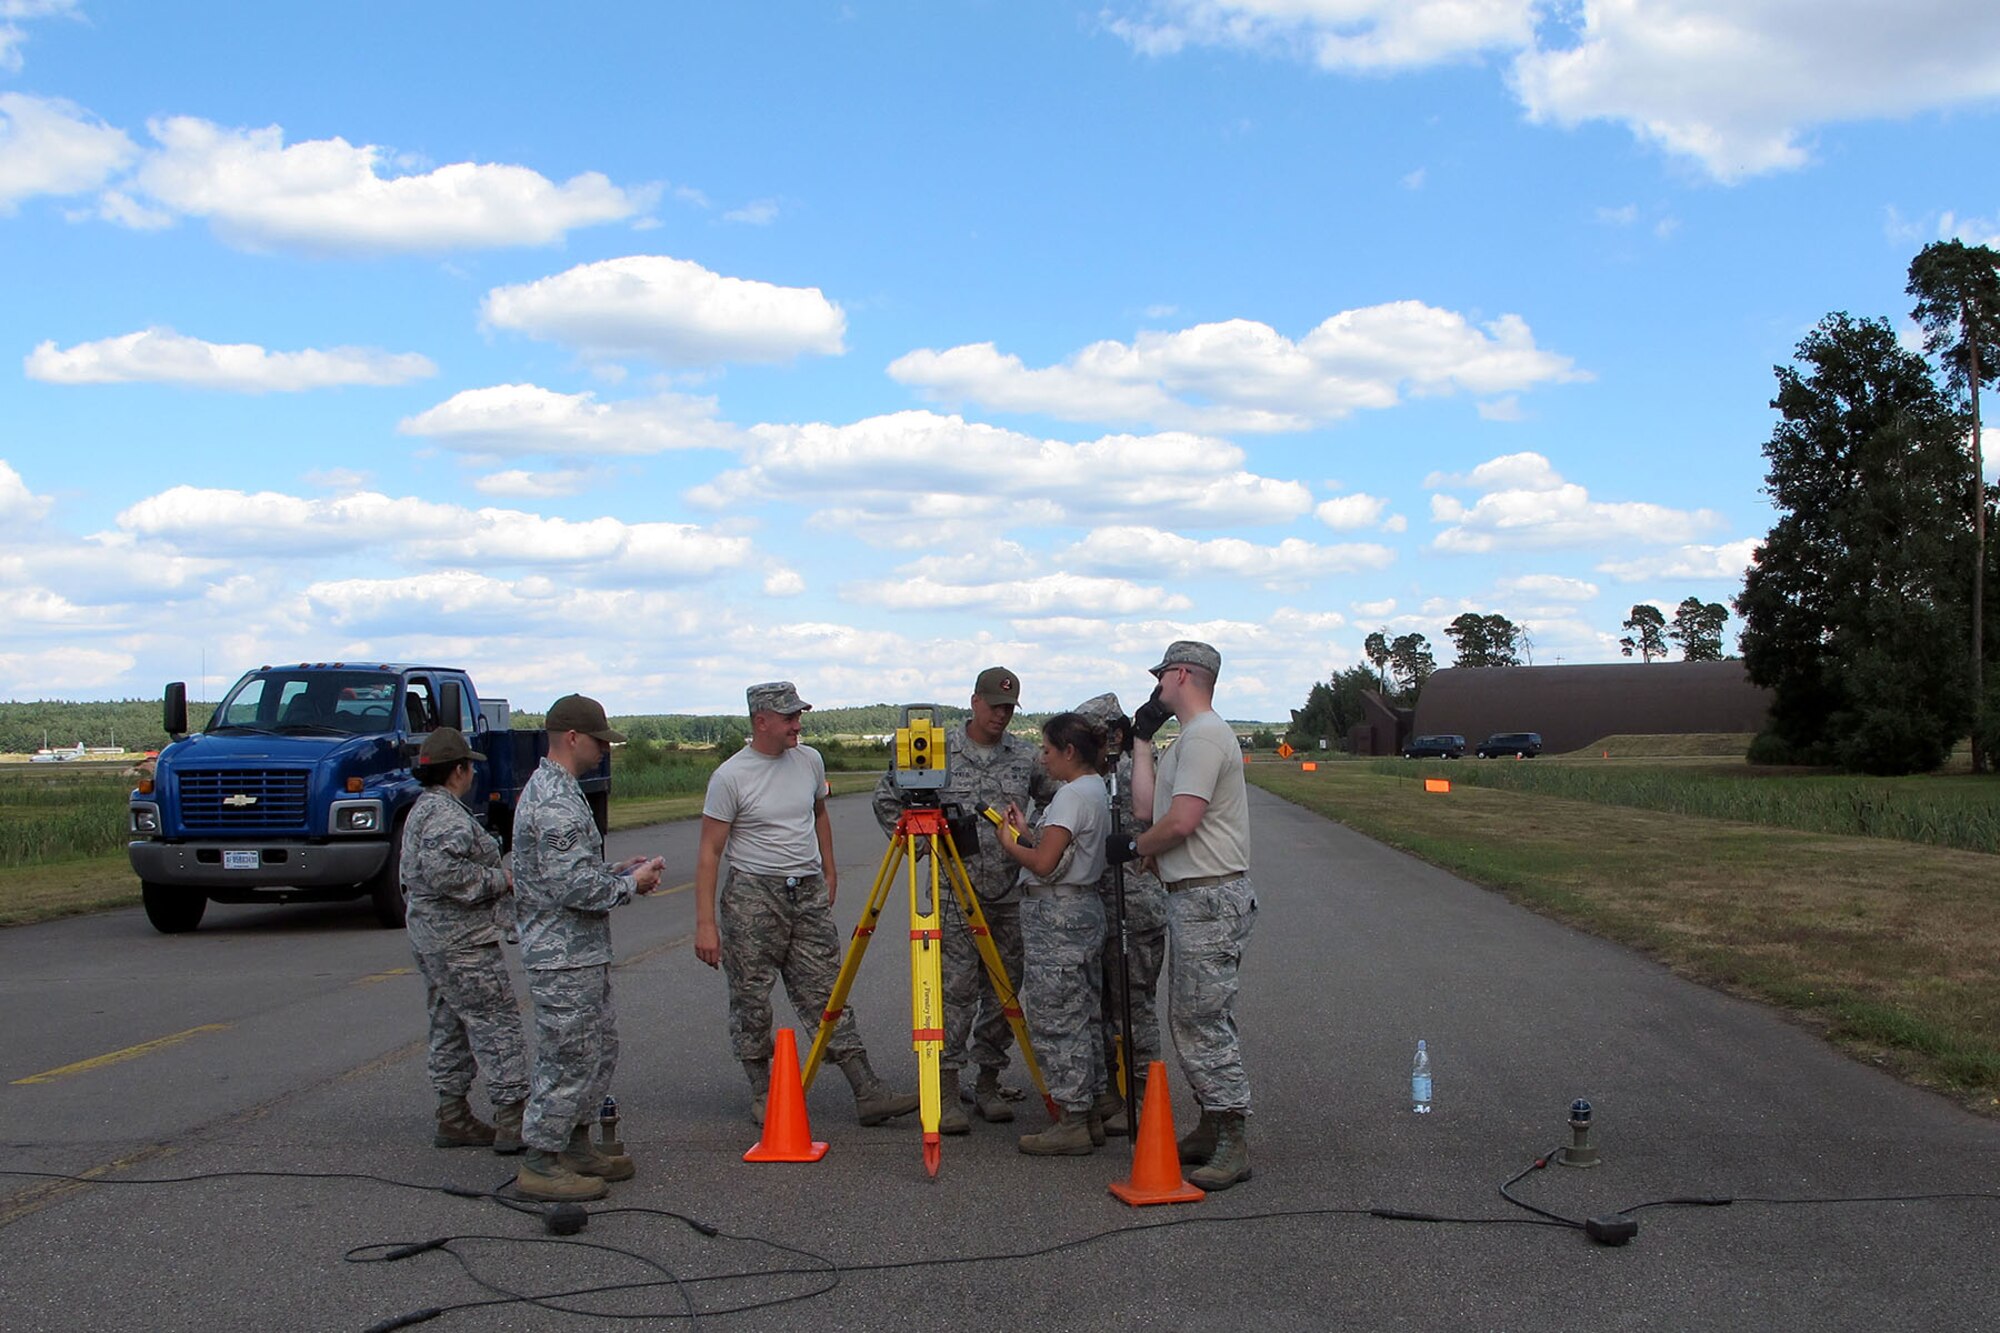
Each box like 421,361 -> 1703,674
800,800 -> 1054,1178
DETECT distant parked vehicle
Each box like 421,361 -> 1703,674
1476,731 -> 1543,758
1400,734 -> 1465,759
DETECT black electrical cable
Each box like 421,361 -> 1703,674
1495,1146 -> 1588,1230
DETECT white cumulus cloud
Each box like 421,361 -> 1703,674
1315,492 -> 1391,530
119,116 -> 651,254
113,483 -> 753,584
1429,453 -> 1725,552
0,458 -> 53,523
844,571 -> 1193,616
400,383 -> 740,456
1513,1 -> 2000,182
888,302 -> 1582,432
25,327 -> 435,391
0,92 -> 136,213
1596,538 -> 1759,583
481,254 -> 846,366
1495,573 -> 1600,601
691,410 -> 1315,537
1059,525 -> 1395,584
1110,1 -> 2000,182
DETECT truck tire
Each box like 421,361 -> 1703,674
142,881 -> 207,934
369,818 -> 408,929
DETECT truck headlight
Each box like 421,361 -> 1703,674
130,802 -> 161,835
330,800 -> 383,834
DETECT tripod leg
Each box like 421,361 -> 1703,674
943,837 -> 1058,1121
910,833 -> 946,1177
802,836 -> 905,1092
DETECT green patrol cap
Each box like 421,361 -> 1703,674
545,693 -> 627,743
973,666 -> 1020,705
417,726 -> 485,766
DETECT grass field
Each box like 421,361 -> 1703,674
0,750 -> 887,923
1247,760 -> 2000,1113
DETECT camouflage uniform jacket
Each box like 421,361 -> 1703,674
511,757 -> 632,971
402,787 -> 509,954
874,726 -> 1058,904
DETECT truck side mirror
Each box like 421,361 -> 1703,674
440,680 -> 463,731
164,682 -> 188,738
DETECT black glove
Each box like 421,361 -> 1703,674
1106,834 -> 1141,866
1131,686 -> 1171,742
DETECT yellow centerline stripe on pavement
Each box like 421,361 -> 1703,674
352,967 -> 413,986
0,1143 -> 179,1227
10,1024 -> 232,1086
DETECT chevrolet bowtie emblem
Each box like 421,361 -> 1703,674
223,794 -> 259,808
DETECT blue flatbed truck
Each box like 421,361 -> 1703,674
128,662 -> 610,934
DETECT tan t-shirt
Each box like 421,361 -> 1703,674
702,743 -> 829,875
1152,709 -> 1250,883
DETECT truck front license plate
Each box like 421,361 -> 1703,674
223,850 -> 260,870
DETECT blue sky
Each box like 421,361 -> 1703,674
3,1 -> 1997,721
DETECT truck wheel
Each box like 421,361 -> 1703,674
142,881 -> 207,934
369,819 -> 408,929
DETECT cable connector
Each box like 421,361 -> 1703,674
1584,1214 -> 1638,1246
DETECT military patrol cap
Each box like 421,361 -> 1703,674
747,681 -> 811,716
973,666 -> 1021,705
417,726 -> 485,766
1073,692 -> 1125,726
1150,640 -> 1222,679
545,693 -> 627,743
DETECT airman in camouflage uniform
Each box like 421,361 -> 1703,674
511,695 -> 664,1203
402,727 -> 527,1153
872,666 -> 1058,1133
695,682 -> 916,1128
1117,641 -> 1257,1191
1073,692 -> 1168,1135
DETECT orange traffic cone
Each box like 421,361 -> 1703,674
743,1028 -> 829,1163
1108,1061 -> 1204,1206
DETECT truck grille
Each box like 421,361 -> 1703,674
177,769 -> 311,832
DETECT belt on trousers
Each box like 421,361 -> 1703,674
1163,872 -> 1245,893
1024,882 -> 1093,899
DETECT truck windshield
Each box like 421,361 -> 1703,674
210,671 -> 403,736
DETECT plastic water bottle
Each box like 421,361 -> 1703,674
1411,1040 -> 1432,1114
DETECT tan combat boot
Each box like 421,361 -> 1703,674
837,1053 -> 920,1126
1017,1109 -> 1096,1156
515,1149 -> 607,1202
743,1058 -> 770,1127
936,1068 -> 970,1134
434,1094 -> 496,1149
491,1099 -> 526,1155
971,1067 -> 1014,1123
1178,1108 -> 1217,1165
1188,1110 -> 1251,1190
562,1124 -> 635,1182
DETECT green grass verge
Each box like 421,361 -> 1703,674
1249,763 -> 2000,1114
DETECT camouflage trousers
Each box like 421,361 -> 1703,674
941,892 -> 1023,1075
413,944 -> 528,1105
522,963 -> 618,1153
1097,869 -> 1168,1088
1166,876 -> 1257,1114
1020,892 -> 1106,1112
719,870 -> 863,1065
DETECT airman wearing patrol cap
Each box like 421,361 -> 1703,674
403,726 -> 526,1155
1119,639 -> 1257,1191
871,665 -> 1058,1133
510,693 -> 664,1203
696,683 -> 917,1127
